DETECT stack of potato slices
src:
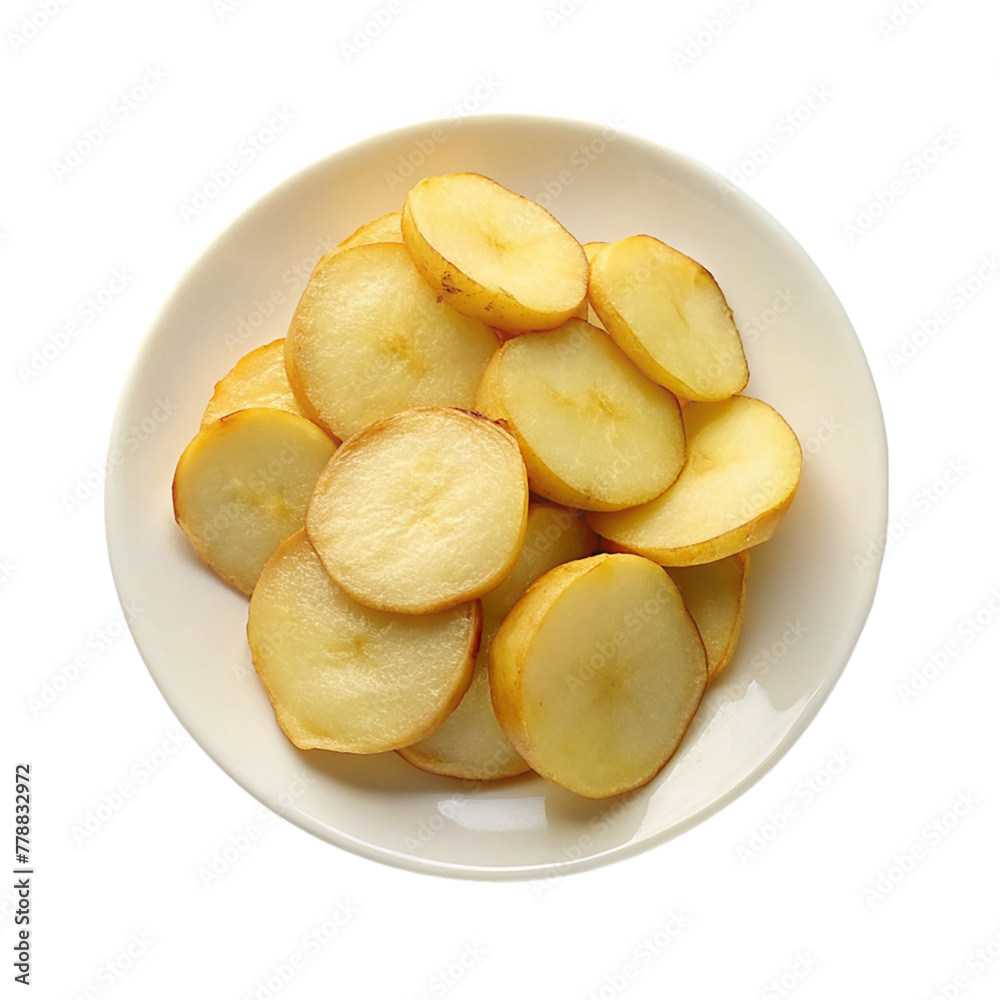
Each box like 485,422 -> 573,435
172,172 -> 801,799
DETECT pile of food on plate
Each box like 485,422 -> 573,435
172,172 -> 802,799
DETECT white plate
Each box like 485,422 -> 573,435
105,114 -> 887,880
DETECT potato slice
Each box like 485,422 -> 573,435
581,242 -> 607,328
399,504 -> 596,780
173,408 -> 337,595
569,242 -> 603,322
588,397 -> 802,565
402,172 -> 589,335
474,319 -> 685,511
490,552 -> 707,798
306,407 -> 528,614
582,242 -> 695,399
334,210 -> 403,253
285,243 -> 499,440
589,235 -> 749,401
669,552 -> 749,681
201,339 -> 311,429
249,531 -> 479,753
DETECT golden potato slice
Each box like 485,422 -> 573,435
569,242 -> 603,321
306,407 -> 528,614
588,397 -> 802,565
589,235 -> 749,401
490,552 -> 707,799
285,243 -> 499,440
399,504 -> 596,780
249,531 -> 479,753
173,408 -> 337,595
334,210 -> 403,253
581,242 -> 607,328
201,339 -> 310,429
401,172 -> 589,335
669,552 -> 749,681
474,320 -> 685,511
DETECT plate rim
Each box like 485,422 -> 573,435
104,111 -> 889,881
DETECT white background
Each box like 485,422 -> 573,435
5,0 -> 1000,997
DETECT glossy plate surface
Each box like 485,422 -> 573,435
106,114 -> 888,880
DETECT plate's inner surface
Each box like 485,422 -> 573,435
106,116 -> 886,878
